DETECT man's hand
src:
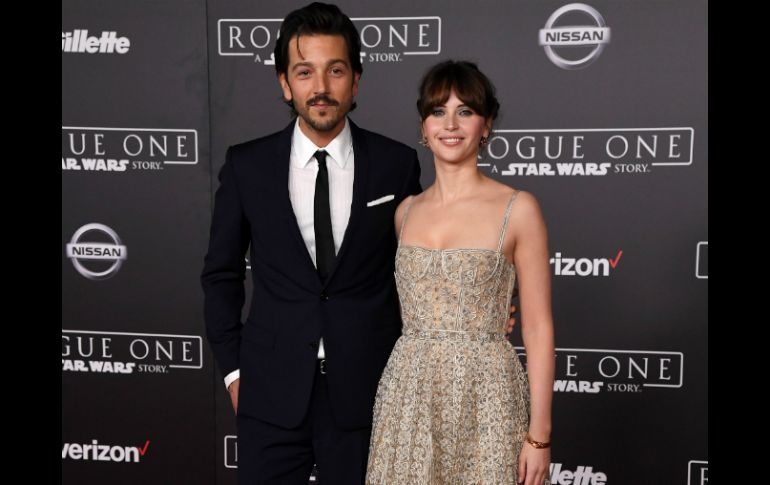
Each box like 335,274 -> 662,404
228,378 -> 240,414
506,304 -> 517,337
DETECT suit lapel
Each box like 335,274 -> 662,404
323,119 -> 369,286
274,120 -> 320,283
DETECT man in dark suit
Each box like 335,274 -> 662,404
201,3 -> 421,484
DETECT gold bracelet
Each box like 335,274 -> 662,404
525,433 -> 551,449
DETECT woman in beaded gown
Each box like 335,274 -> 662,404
366,61 -> 555,485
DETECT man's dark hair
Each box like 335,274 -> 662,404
274,2 -> 363,78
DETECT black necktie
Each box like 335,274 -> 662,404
314,150 -> 335,280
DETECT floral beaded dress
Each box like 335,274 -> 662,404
366,191 -> 531,485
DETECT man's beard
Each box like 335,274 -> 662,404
297,95 -> 350,132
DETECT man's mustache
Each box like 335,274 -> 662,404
307,96 -> 339,107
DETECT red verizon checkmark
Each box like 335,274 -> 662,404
138,440 -> 150,456
609,250 -> 623,269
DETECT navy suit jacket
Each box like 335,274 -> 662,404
202,119 -> 421,429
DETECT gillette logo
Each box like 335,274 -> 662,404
549,463 -> 607,484
62,30 -> 130,54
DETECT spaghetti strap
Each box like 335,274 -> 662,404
496,190 -> 519,252
397,196 -> 417,248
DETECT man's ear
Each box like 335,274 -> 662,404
279,73 -> 293,103
351,71 -> 361,98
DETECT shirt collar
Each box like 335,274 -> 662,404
291,117 -> 352,169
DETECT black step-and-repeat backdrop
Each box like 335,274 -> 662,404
62,1 -> 708,484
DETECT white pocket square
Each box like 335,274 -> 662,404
366,194 -> 395,207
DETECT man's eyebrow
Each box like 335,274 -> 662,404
292,59 -> 350,70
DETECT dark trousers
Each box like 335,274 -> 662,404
237,362 -> 372,485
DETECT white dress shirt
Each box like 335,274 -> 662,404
224,118 -> 354,389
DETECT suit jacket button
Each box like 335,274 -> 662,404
320,291 -> 329,301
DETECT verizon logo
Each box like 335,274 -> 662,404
551,250 -> 623,277
62,439 -> 151,462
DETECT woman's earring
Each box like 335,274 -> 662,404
419,136 -> 429,147
479,136 -> 489,147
